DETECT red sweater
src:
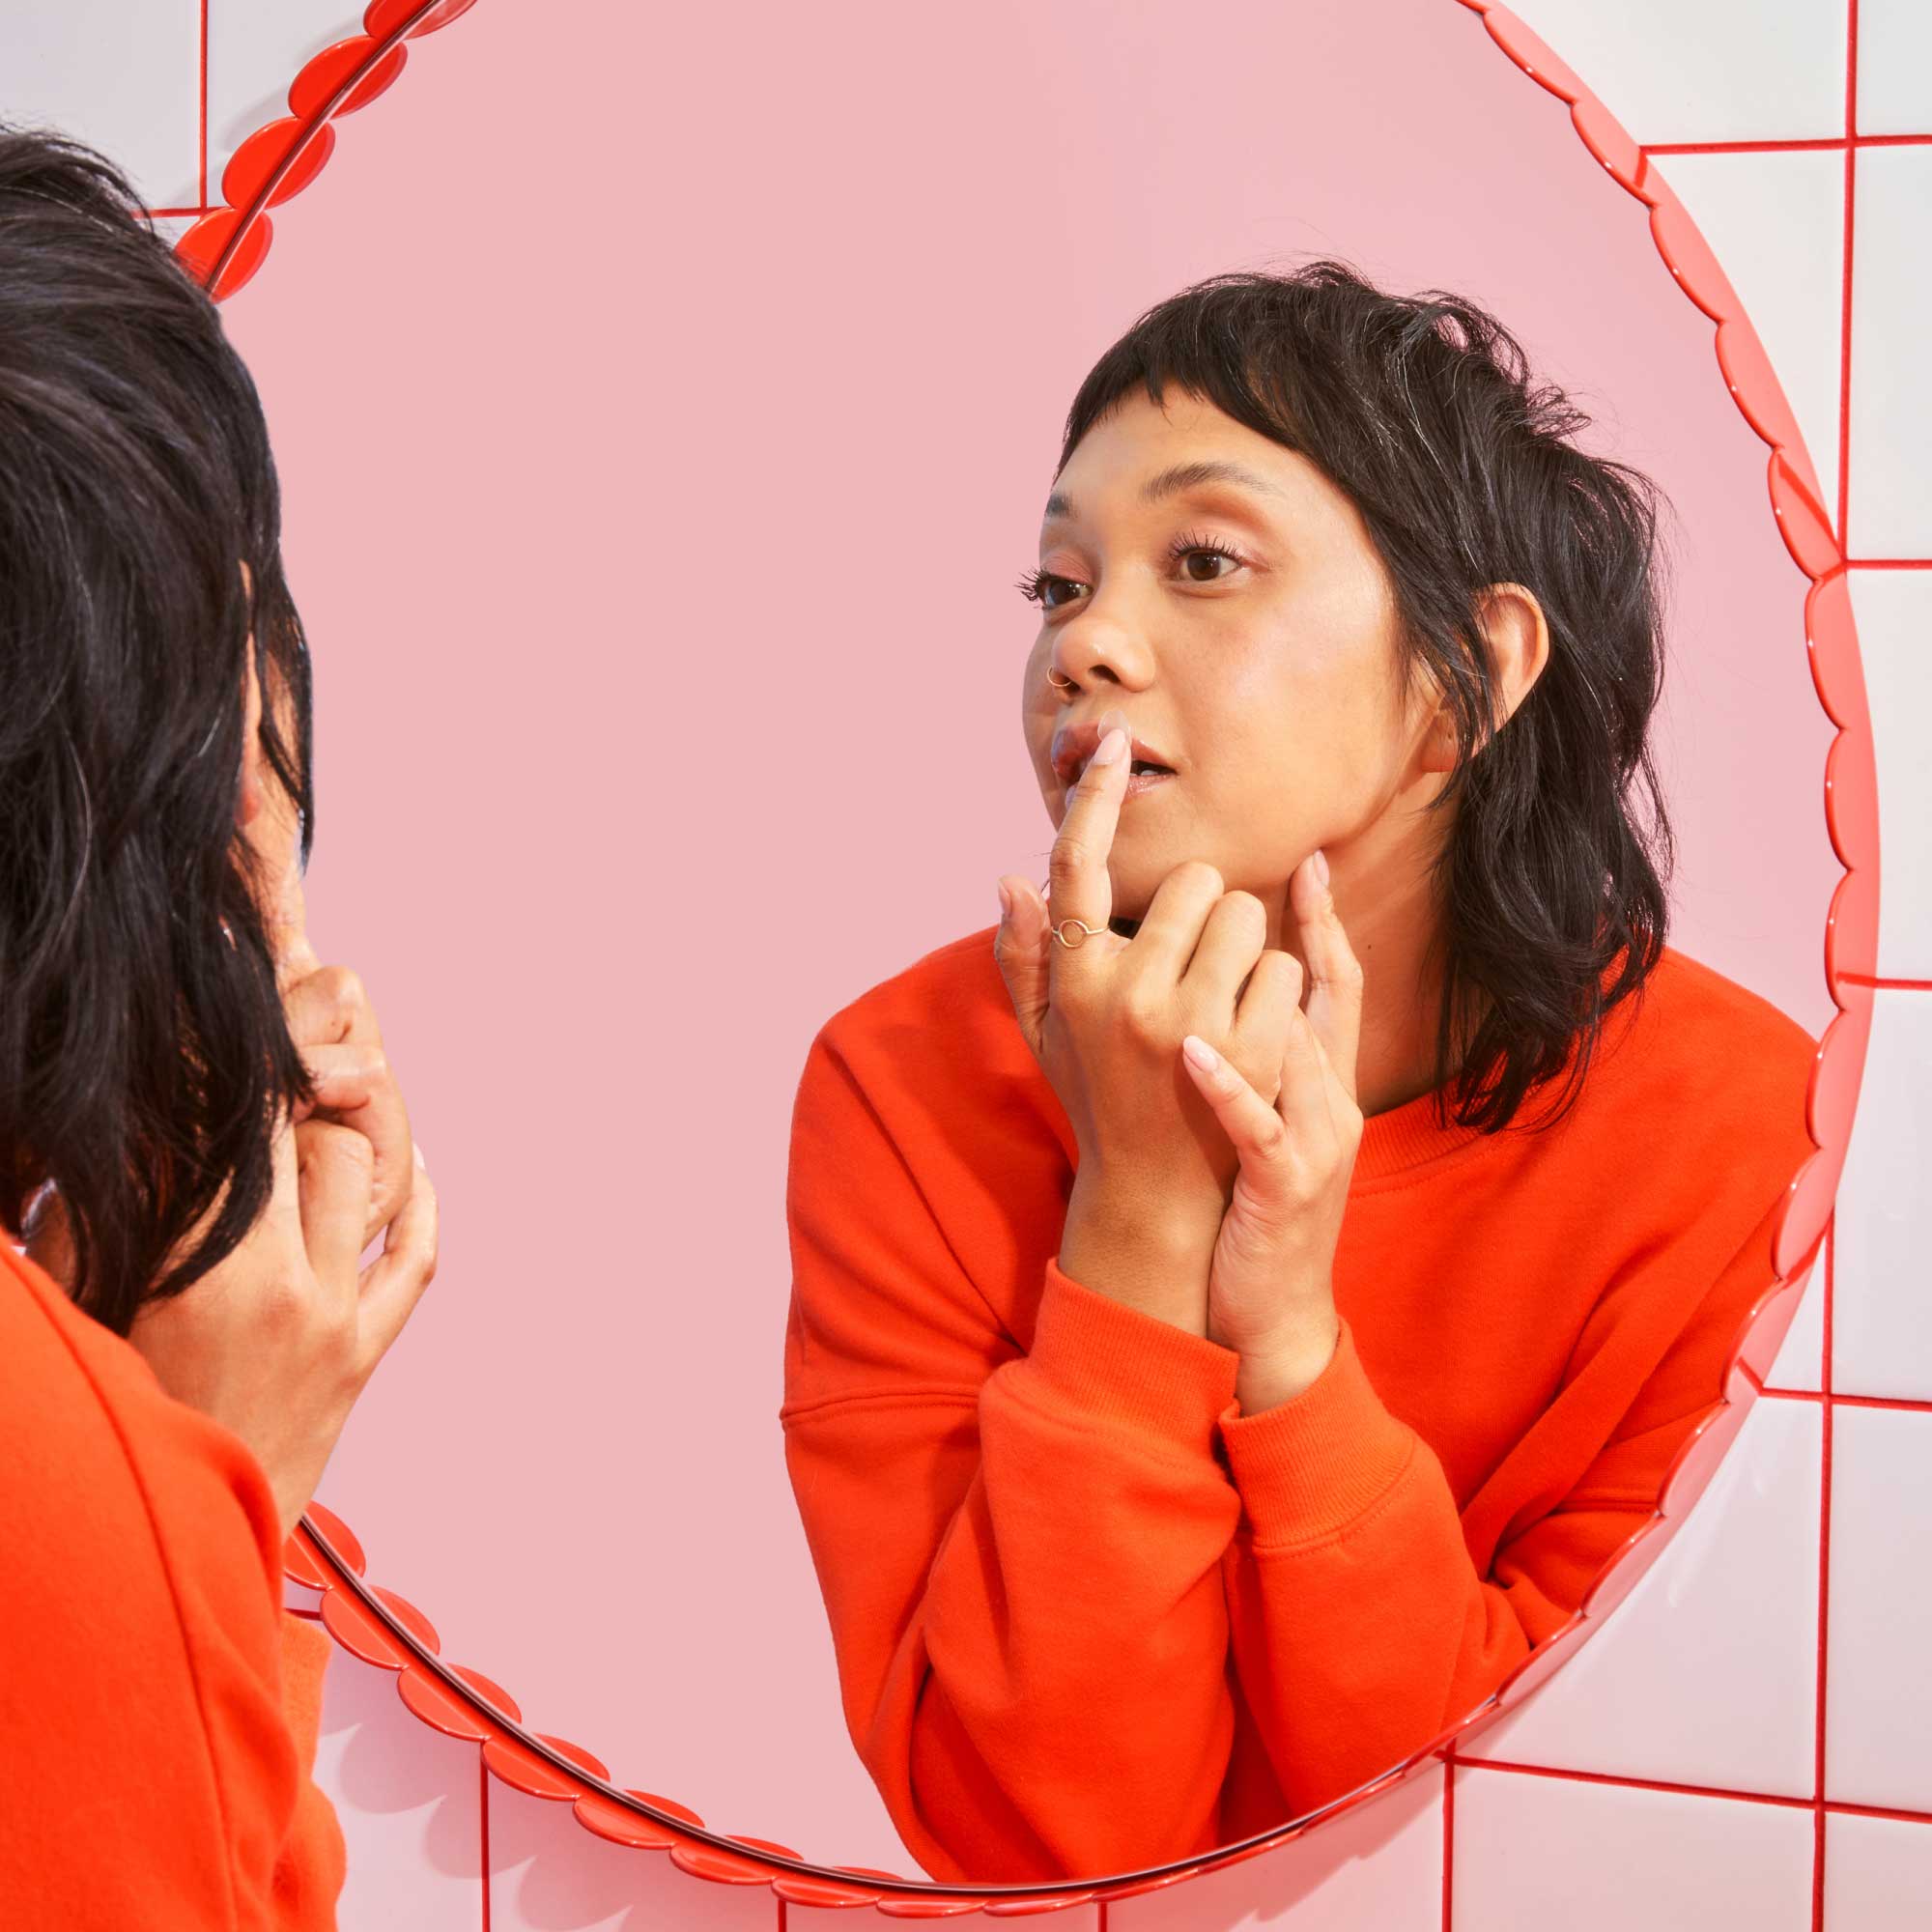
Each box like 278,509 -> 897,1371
0,1239 -> 346,1928
781,927 -> 1818,1883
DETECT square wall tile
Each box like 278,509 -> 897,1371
1846,147 -> 1932,560
0,0 -> 202,210
1856,0 -> 1932,138
1825,1811 -> 1932,1931
1451,1767 -> 1814,1931
1458,1396 -> 1820,1798
1765,1241 -> 1826,1391
1825,1406 -> 1932,1812
1646,149 -> 1845,526
1107,1765 -> 1445,1932
1831,987 -> 1932,1400
313,1649 -> 485,1931
1841,575 -> 1932,986
1505,1 -> 1849,145
207,2 -> 367,193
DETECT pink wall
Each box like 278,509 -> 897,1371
216,0 -> 1838,1882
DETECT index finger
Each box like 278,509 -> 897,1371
1045,708 -> 1130,963
1287,852 -> 1363,1107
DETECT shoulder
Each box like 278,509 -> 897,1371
1558,942 -> 1819,1272
1596,944 -> 1818,1139
800,921 -> 1049,1126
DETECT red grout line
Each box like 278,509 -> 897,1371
1814,1214 -> 1839,1928
1836,13 -> 1860,552
480,1752 -> 491,1932
1441,1748 -> 1456,1932
1640,133 -> 1932,155
197,0 -> 208,209
1836,974 -> 1932,990
1759,1385 -> 1932,1414
1842,558 -> 1932,569
1455,1754 -> 1932,1826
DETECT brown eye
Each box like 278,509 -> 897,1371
1016,567 -> 1083,611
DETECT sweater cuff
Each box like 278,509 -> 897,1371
1016,1254 -> 1241,1460
1218,1314 -> 1417,1547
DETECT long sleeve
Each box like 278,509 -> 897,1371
781,1021 -> 1250,1883
0,1243 -> 347,1930
1214,1180 -> 1799,1819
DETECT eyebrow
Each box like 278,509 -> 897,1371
1042,459 -> 1289,526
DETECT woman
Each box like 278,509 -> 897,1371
0,127 -> 435,1927
781,263 -> 1818,1883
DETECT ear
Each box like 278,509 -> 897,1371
1471,582 -> 1551,733
1415,583 -> 1551,777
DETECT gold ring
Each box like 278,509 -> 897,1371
1049,918 -> 1106,949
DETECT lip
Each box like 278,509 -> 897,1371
1050,719 -> 1179,788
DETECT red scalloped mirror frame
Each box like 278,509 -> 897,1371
177,0 -> 1875,1912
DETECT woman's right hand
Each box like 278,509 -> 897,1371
993,708 -> 1304,1335
127,1108 -> 438,1544
125,835 -> 439,1543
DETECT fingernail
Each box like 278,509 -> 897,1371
997,879 -> 1012,920
1182,1034 -> 1219,1070
1313,847 -> 1330,889
1091,723 -> 1128,767
412,1141 -> 425,1167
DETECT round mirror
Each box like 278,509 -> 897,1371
192,0 -> 1852,1900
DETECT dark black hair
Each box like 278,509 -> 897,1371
0,123 -> 320,1335
1051,260 -> 1675,1136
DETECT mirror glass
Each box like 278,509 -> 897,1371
218,0 -> 1837,1884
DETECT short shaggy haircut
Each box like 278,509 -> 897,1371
1050,260 -> 1676,1136
0,124 -> 321,1335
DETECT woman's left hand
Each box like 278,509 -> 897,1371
1179,851 -> 1366,1413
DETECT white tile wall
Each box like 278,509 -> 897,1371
1846,147 -> 1932,560
1458,1396 -> 1822,1797
1106,1767 -> 1446,1932
1824,1811 -> 1932,1930
314,1649 -> 485,1932
1855,0 -> 1932,138
1831,990 -> 1932,1400
1505,0 -> 1849,144
486,1778 -> 780,1931
1847,572 -> 1932,979
1645,150 -> 1846,530
0,0 -> 201,208
1826,1406 -> 1932,1814
1451,1769 -> 1816,1932
1766,1245 -> 1826,1390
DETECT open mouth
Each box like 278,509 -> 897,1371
1072,756 -> 1174,785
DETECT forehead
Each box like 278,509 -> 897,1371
1041,388 -> 1302,529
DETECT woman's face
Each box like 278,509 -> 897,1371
1021,385 -> 1452,930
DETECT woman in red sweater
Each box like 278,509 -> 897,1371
781,264 -> 1819,1882
0,127 -> 437,1926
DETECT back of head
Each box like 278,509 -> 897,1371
0,123 -> 317,1335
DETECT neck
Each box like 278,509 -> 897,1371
1264,818 -> 1463,1123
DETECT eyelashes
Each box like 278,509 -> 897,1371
1015,529 -> 1251,612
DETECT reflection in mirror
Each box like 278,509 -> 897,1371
210,0 -> 1838,1893
778,263 -> 1818,1882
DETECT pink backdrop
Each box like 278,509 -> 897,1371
221,0 -> 1836,1872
